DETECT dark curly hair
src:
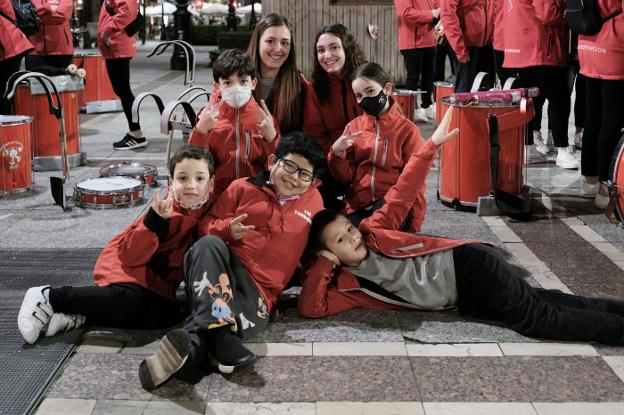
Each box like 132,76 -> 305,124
301,209 -> 344,268
212,49 -> 257,82
168,145 -> 215,177
311,24 -> 366,104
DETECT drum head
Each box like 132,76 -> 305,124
0,115 -> 33,125
77,177 -> 142,191
100,162 -> 156,177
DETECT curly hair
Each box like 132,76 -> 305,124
311,24 -> 366,104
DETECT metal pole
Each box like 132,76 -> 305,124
171,0 -> 192,70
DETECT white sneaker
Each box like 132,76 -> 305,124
574,131 -> 583,149
45,313 -> 86,337
18,286 -> 53,344
413,108 -> 428,123
424,106 -> 435,120
580,179 -> 599,197
525,145 -> 546,164
595,192 -> 610,209
556,146 -> 579,169
533,131 -> 550,155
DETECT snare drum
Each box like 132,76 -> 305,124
393,89 -> 419,122
608,133 -> 624,224
74,177 -> 144,209
100,163 -> 158,187
0,115 -> 33,193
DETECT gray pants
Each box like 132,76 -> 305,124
183,236 -> 269,340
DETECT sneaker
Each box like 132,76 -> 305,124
424,105 -> 435,121
595,192 -> 610,209
574,131 -> 583,149
45,313 -> 86,337
18,286 -> 53,344
556,146 -> 579,169
533,131 -> 550,155
139,329 -> 192,390
525,145 -> 546,164
207,326 -> 256,374
413,108 -> 429,123
113,134 -> 147,150
580,178 -> 599,198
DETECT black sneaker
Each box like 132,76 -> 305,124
138,329 -> 192,390
113,134 -> 147,150
206,326 -> 256,374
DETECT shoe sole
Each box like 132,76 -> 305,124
113,142 -> 147,151
207,353 -> 257,375
139,330 -> 190,390
556,161 -> 579,170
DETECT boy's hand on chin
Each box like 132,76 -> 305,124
430,107 -> 459,146
318,250 -> 340,266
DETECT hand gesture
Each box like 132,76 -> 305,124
256,99 -> 277,141
195,101 -> 223,134
331,128 -> 362,158
430,107 -> 459,146
318,249 -> 340,266
432,8 -> 440,19
229,213 -> 255,240
152,186 -> 174,219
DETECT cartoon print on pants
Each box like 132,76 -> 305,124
193,272 -> 236,327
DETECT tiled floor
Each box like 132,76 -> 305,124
3,42 -> 624,415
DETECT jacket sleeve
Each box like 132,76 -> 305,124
299,256 -> 362,318
531,0 -> 566,25
101,0 -> 137,37
440,0 -> 468,61
198,182 -> 239,241
37,0 -> 72,25
362,139 -> 438,232
302,87 -> 331,151
395,0 -> 435,24
115,209 -> 167,267
327,148 -> 356,184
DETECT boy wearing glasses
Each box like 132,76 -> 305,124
189,49 -> 280,195
139,132 -> 325,390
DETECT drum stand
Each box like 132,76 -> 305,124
5,72 -> 72,211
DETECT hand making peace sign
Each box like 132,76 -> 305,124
256,99 -> 278,142
152,186 -> 175,219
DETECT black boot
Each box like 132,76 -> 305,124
206,326 -> 256,374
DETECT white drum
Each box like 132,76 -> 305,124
74,176 -> 144,209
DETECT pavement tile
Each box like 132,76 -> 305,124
91,399 -> 206,415
48,353 -> 211,401
412,356 -> 624,402
532,402 -> 624,415
423,402 -> 537,415
498,342 -> 598,356
602,356 -> 624,384
406,343 -> 502,357
206,402 -> 315,415
244,342 -> 312,356
317,401 -> 424,415
577,214 -> 624,253
594,344 -> 624,356
421,210 -> 501,244
206,356 -> 419,402
253,308 -> 405,343
35,398 -> 97,415
312,341 -> 407,356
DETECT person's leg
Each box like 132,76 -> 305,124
420,47 -> 435,109
452,47 -> 479,93
0,55 -> 23,114
536,288 -> 624,317
433,44 -> 447,83
105,58 -> 143,149
581,77 -> 601,188
453,243 -> 624,344
597,79 -> 624,183
401,49 -> 422,92
475,44 -> 496,90
543,66 -> 572,149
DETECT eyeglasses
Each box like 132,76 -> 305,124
278,159 -> 314,183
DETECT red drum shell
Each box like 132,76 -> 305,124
73,54 -> 118,106
393,89 -> 418,122
99,163 -> 158,187
74,177 -> 144,209
0,116 -> 33,192
14,85 -> 80,157
434,82 -> 454,126
609,134 -> 624,224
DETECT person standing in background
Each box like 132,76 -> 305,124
25,0 -> 74,71
394,0 -> 440,122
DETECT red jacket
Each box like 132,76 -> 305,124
394,0 -> 439,50
28,0 -> 73,56
502,0 -> 568,68
93,202 -> 210,300
493,0 -> 504,51
303,75 -> 362,155
0,0 -> 33,61
327,101 -> 426,230
97,0 -> 137,59
199,173 -> 323,312
578,0 -> 624,81
188,98 -> 281,195
440,0 -> 494,61
300,140 -> 474,318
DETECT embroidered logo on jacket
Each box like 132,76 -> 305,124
294,209 -> 313,224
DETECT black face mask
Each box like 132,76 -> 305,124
358,90 -> 388,117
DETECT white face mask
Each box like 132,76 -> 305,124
221,85 -> 253,109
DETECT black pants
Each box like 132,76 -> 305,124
452,44 -> 495,93
568,61 -> 585,129
0,55 -> 23,115
48,283 -> 185,329
433,42 -> 456,83
105,57 -> 141,132
401,47 -> 435,108
25,54 -> 73,71
515,66 -> 570,147
493,49 -> 517,88
453,244 -> 624,344
182,236 -> 269,340
581,77 -> 624,181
